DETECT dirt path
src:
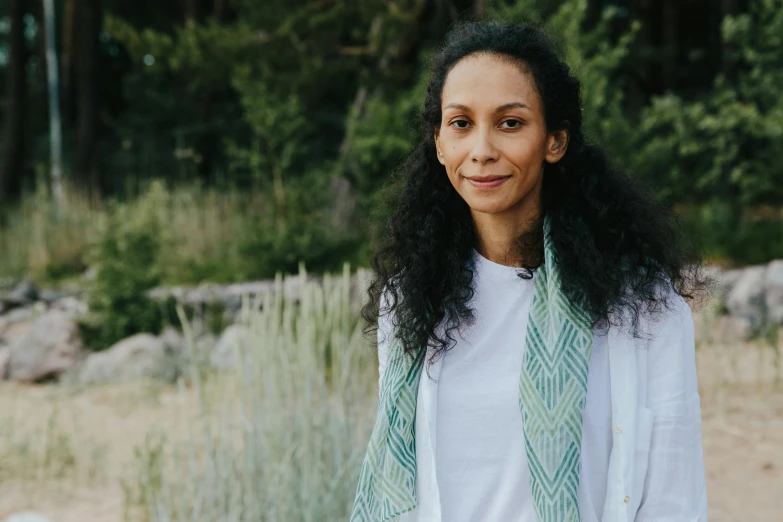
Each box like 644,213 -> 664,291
1,340 -> 781,522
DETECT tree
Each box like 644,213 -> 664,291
0,0 -> 28,206
74,0 -> 103,191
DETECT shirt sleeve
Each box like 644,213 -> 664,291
636,295 -> 709,521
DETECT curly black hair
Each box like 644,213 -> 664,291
362,21 -> 706,368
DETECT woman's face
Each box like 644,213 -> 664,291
434,53 -> 568,219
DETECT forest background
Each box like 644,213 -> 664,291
1,0 -> 782,310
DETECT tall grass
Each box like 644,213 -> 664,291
126,264 -> 378,521
0,179 -> 353,285
0,180 -> 99,281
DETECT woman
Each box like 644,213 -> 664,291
351,21 -> 707,522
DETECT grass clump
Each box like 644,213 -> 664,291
125,264 -> 378,521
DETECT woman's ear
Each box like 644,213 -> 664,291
545,128 -> 570,164
434,131 -> 445,165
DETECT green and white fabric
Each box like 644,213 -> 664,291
350,217 -> 594,522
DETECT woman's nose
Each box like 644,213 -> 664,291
470,128 -> 499,164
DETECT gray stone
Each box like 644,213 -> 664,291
1,512 -> 55,522
0,318 -> 31,347
711,267 -> 743,298
38,289 -> 66,304
81,266 -> 98,282
4,306 -> 34,324
764,260 -> 783,324
76,333 -> 177,385
7,310 -> 83,382
0,346 -> 9,380
159,326 -> 185,354
210,325 -> 251,370
9,279 -> 38,303
50,296 -> 88,318
716,315 -> 755,343
725,265 -> 767,328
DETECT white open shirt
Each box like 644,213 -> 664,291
377,252 -> 708,522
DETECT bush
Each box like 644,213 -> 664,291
78,183 -> 173,350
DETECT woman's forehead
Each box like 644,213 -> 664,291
441,54 -> 540,112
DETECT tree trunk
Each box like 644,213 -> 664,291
182,0 -> 199,21
62,0 -> 79,124
473,0 -> 487,19
75,0 -> 102,192
0,0 -> 28,206
661,0 -> 678,90
214,0 -> 226,21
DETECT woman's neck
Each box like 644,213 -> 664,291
471,205 -> 542,269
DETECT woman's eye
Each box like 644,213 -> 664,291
502,119 -> 522,129
450,119 -> 470,129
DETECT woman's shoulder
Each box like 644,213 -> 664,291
616,286 -> 699,407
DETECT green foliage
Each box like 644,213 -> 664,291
6,0 -> 783,285
79,183 -> 173,350
634,0 -> 783,206
630,0 -> 783,263
678,203 -> 783,266
235,175 -> 365,279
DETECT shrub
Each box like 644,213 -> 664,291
78,182 -> 173,350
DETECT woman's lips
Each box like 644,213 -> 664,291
466,175 -> 511,189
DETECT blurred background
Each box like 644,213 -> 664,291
0,1 -> 781,521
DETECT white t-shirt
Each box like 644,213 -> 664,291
434,249 -> 612,522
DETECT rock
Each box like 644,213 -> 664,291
50,296 -> 88,318
693,312 -> 754,344
159,326 -> 185,354
1,512 -> 55,522
7,310 -> 83,382
0,317 -> 32,347
4,306 -> 34,324
76,333 -> 178,384
81,265 -> 98,282
38,289 -> 66,304
195,332 -> 217,360
712,267 -> 743,298
0,346 -> 9,379
715,315 -> 755,343
764,260 -> 783,324
210,325 -> 251,370
725,265 -> 767,328
9,279 -> 39,303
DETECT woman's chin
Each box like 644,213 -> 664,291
465,199 -> 516,215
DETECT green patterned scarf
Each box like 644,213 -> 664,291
351,218 -> 594,522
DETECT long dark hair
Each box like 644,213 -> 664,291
362,21 -> 705,366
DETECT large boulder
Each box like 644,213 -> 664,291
76,333 -> 178,385
210,324 -> 251,370
0,314 -> 32,348
764,260 -> 783,324
7,310 -> 83,382
725,265 -> 767,328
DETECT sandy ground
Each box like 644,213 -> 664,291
0,337 -> 781,521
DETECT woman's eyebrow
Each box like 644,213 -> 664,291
495,102 -> 530,112
442,102 -> 531,112
443,103 -> 471,112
